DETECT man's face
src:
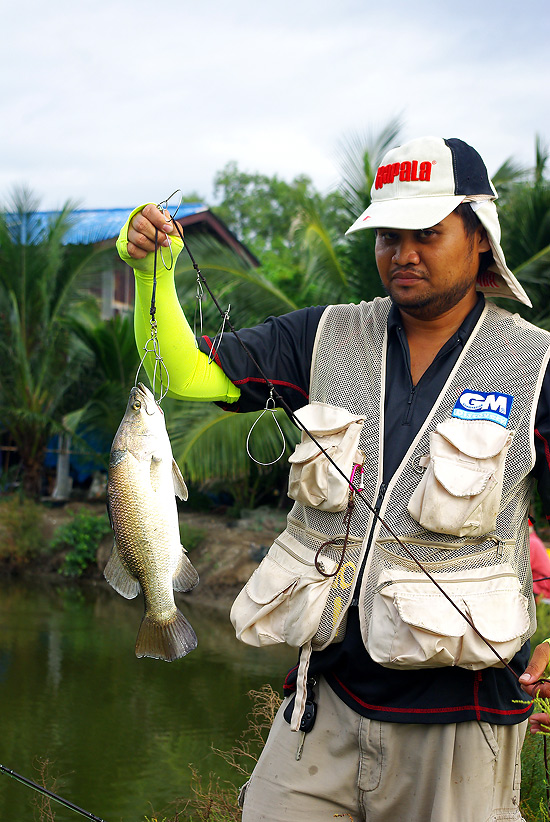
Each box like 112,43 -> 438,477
375,211 -> 491,320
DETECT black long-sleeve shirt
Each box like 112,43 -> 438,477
200,295 -> 550,723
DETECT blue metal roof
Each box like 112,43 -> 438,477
6,204 -> 208,246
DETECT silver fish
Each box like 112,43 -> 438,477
105,383 -> 199,661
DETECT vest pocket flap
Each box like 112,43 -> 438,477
293,401 -> 366,436
431,456 -> 493,497
288,440 -> 334,465
231,530 -> 338,648
436,418 -> 512,459
288,404 -> 366,512
392,592 -> 467,637
244,531 -> 338,605
244,564 -> 300,606
463,590 -> 530,642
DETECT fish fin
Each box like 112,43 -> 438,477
173,547 -> 200,592
135,609 -> 198,661
103,541 -> 141,599
172,459 -> 188,500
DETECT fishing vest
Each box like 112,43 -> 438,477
231,298 -> 550,671
230,297 -> 550,728
284,298 -> 550,654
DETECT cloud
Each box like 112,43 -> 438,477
1,0 -> 549,209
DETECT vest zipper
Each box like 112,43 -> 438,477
373,568 -> 518,595
351,482 -> 387,605
405,386 -> 416,425
396,326 -> 416,425
397,327 -> 462,426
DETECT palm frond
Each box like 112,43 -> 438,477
166,402 -> 299,485
175,234 -> 298,328
491,157 -> 529,191
335,115 -> 403,219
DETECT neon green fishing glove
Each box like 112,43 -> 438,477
117,205 -> 240,403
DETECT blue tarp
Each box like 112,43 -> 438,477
5,204 -> 207,246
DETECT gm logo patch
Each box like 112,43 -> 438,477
452,391 -> 513,427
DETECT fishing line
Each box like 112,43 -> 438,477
135,225 -> 170,402
0,764 -> 108,822
163,209 -> 550,690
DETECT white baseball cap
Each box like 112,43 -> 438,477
346,136 -> 531,307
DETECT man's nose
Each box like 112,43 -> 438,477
392,239 -> 421,266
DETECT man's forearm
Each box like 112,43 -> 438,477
118,205 -> 240,403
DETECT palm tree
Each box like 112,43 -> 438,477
65,312 -> 141,457
498,136 -> 550,326
153,234 -> 302,503
166,399 -> 300,509
0,187 -> 110,497
291,117 -> 403,303
174,232 -> 300,330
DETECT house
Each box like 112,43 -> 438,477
34,203 -> 260,317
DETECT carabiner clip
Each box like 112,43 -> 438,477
156,190 -> 183,271
246,389 -> 286,466
208,305 -> 231,364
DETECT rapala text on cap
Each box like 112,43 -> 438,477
375,160 -> 433,190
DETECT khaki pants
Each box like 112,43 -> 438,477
241,677 -> 526,822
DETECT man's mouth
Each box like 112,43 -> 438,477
390,269 -> 425,284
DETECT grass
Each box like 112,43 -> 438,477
0,494 -> 49,565
520,602 -> 550,821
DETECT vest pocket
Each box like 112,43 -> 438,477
366,563 -> 529,670
407,418 -> 514,537
230,529 -> 338,647
287,402 -> 366,512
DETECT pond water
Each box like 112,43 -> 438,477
0,578 -> 295,821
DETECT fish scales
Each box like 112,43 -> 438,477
105,383 -> 199,661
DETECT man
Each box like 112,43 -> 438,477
118,136 -> 550,821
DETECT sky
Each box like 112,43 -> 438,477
1,0 -> 549,211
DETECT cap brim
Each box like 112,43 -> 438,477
345,195 -> 464,234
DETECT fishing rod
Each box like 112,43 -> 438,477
0,763 -> 108,822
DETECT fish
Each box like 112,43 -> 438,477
105,382 -> 199,661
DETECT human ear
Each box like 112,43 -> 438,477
477,227 -> 491,253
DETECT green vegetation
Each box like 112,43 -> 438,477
520,602 -> 550,821
0,187 -> 112,498
0,494 -> 49,565
52,509 -> 111,577
179,521 -> 207,551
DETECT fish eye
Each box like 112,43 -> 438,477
132,400 -> 141,410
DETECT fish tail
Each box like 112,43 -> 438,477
135,610 -> 198,662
